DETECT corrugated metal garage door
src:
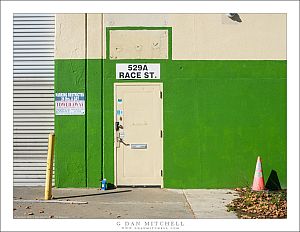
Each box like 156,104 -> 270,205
13,14 -> 55,186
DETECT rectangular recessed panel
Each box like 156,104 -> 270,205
110,30 -> 168,59
13,14 -> 55,186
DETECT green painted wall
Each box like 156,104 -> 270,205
54,60 -> 87,187
86,60 -> 103,187
55,59 -> 103,188
55,59 -> 287,189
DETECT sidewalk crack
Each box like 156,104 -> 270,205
182,190 -> 196,219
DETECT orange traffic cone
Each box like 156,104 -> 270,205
252,156 -> 265,191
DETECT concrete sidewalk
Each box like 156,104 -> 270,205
183,189 -> 239,219
13,187 -> 238,219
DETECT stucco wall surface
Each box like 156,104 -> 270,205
54,14 -> 287,189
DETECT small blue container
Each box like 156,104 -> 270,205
101,179 -> 107,190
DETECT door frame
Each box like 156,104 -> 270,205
113,82 -> 164,187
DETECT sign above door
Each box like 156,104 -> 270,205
116,63 -> 160,80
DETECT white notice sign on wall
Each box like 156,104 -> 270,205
55,93 -> 85,115
116,64 -> 160,79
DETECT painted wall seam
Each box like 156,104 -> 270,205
85,13 -> 88,187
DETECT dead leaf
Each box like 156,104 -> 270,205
226,188 -> 287,219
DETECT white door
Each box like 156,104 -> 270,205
115,83 -> 163,186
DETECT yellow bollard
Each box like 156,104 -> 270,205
45,133 -> 55,200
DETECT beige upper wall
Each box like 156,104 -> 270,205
55,14 -> 104,59
87,14 -> 103,59
174,14 -> 286,60
55,14 -> 86,59
55,13 -> 286,60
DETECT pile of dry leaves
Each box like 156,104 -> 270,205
226,188 -> 287,219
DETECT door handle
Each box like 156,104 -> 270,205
116,131 -> 130,147
119,138 -> 130,146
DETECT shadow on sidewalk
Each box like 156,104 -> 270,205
52,189 -> 132,200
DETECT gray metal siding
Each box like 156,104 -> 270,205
13,14 -> 55,186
